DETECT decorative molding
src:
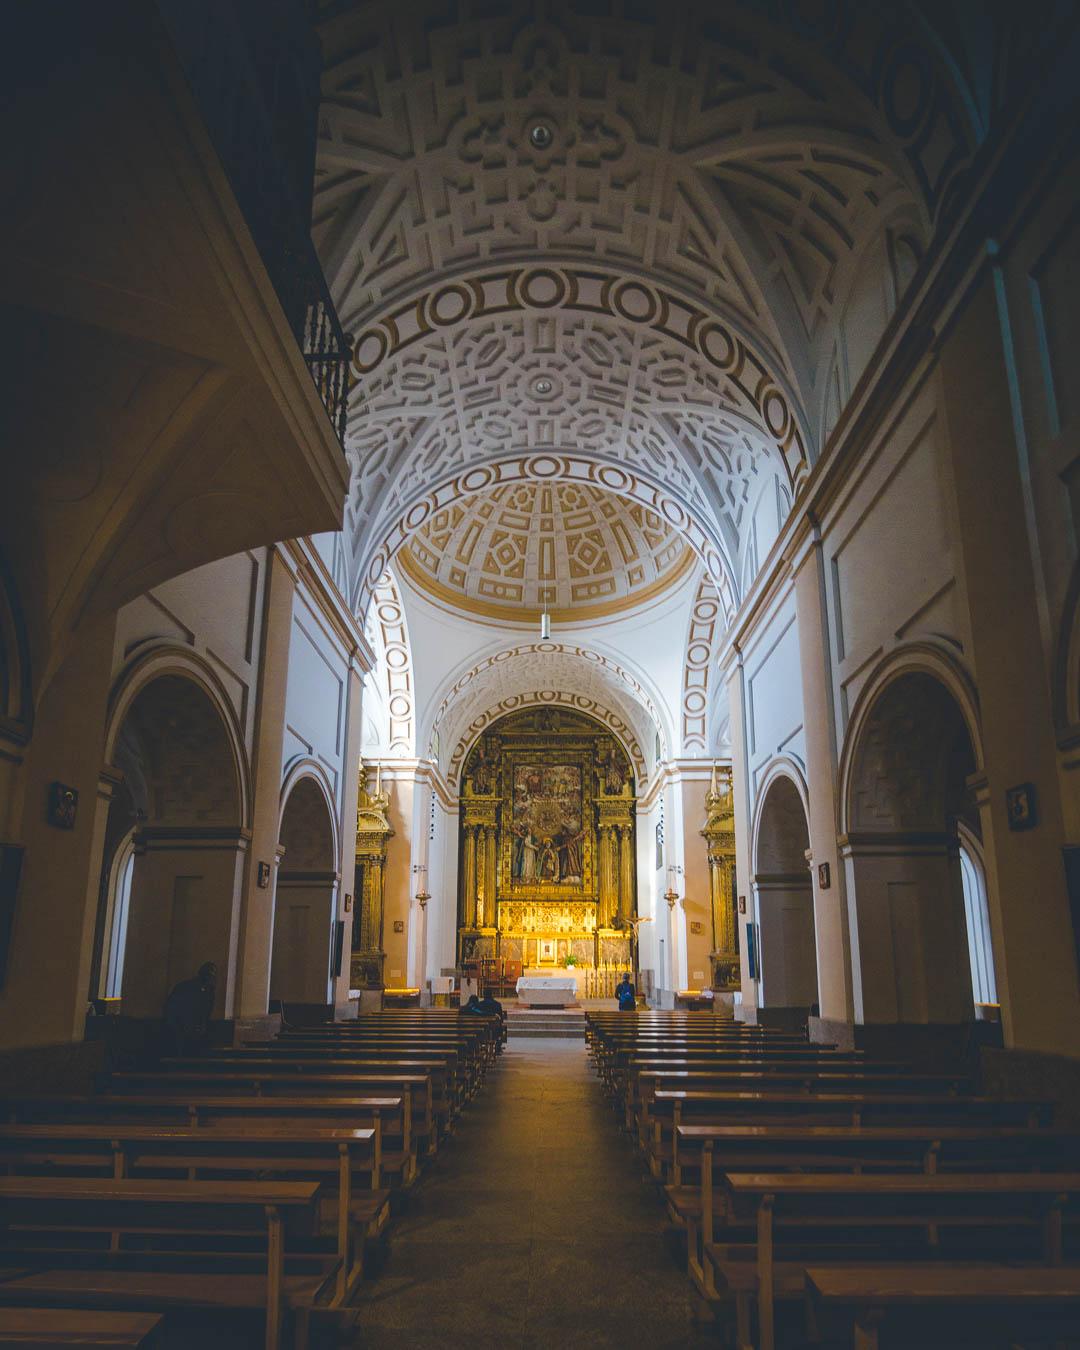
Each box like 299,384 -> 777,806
681,573 -> 723,754
370,569 -> 415,757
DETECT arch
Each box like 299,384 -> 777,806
101,656 -> 249,1021
105,645 -> 252,829
751,758 -> 812,875
837,643 -> 983,839
271,770 -> 339,1009
750,761 -> 818,1012
278,758 -> 340,865
423,639 -> 673,784
452,691 -> 646,791
838,650 -> 982,1025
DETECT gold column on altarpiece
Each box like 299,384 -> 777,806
618,823 -> 634,926
701,763 -> 739,990
596,791 -> 634,931
460,786 -> 499,949
351,763 -> 393,989
461,827 -> 477,928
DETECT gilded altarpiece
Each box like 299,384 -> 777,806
701,765 -> 740,991
351,766 -> 393,990
458,709 -> 635,973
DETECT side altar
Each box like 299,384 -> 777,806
457,707 -> 636,981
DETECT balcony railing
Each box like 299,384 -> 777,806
303,282 -> 351,446
157,0 -> 351,447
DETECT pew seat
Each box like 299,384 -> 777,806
0,1307 -> 164,1346
806,1263 -> 1080,1350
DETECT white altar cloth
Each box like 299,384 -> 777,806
516,976 -> 577,1006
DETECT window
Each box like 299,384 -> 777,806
103,836 -> 135,999
958,828 -> 997,1006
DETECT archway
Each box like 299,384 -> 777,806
103,672 -> 245,1020
752,771 -> 818,1012
842,669 -> 980,1024
270,774 -> 338,1010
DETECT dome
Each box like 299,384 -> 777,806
397,481 -> 694,623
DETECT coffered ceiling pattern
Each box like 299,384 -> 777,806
400,479 -> 692,620
313,0 -> 979,621
344,293 -> 795,605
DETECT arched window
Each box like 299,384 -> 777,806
102,833 -> 135,999
958,825 -> 997,1007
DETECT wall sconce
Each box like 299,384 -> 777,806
416,890 -> 430,910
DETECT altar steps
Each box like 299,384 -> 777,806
505,1008 -> 586,1039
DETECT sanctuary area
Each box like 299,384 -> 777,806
3,0 -> 1080,1346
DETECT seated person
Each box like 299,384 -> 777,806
462,993 -> 485,1014
478,990 -> 504,1019
615,972 -> 636,1011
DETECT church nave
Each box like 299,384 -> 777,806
351,1039 -> 715,1350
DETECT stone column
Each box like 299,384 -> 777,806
333,659 -> 366,1014
792,536 -> 853,1025
726,654 -> 757,1009
941,275 -> 1080,1053
234,546 -> 296,1019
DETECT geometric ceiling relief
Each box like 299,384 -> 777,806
345,271 -> 806,546
352,449 -> 740,624
314,2 -> 977,616
370,569 -> 415,757
681,571 -> 723,756
399,480 -> 694,623
425,641 -> 671,787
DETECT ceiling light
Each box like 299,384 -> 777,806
534,377 -> 553,395
528,122 -> 554,149
540,610 -> 551,640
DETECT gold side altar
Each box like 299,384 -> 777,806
350,764 -> 393,990
702,764 -> 740,991
457,708 -> 635,976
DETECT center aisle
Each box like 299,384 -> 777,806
351,1038 -> 717,1349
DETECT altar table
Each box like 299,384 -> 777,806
516,976 -> 578,1006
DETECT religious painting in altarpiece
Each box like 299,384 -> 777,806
458,707 -> 637,963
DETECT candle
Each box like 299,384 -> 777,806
376,763 -> 382,796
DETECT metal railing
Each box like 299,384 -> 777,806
157,0 -> 351,447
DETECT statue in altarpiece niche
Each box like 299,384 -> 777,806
599,743 -> 629,795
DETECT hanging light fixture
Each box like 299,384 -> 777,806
540,609 -> 551,640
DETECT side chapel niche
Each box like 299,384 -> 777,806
458,708 -> 636,988
701,764 -> 740,991
350,763 -> 393,990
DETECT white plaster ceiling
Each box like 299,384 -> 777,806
400,478 -> 693,620
313,1 -> 979,608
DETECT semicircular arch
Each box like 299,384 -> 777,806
104,644 -> 252,830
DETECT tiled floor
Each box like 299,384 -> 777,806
349,1039 -> 718,1349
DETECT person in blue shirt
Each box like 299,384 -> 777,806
616,972 -> 636,1011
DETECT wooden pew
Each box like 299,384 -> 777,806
717,1171 -> 1080,1350
670,1123 -> 1080,1302
805,1264 -> 1080,1350
107,1069 -> 437,1154
0,1308 -> 164,1346
0,1176 -> 326,1350
4,1097 -> 413,1187
0,1123 -> 389,1302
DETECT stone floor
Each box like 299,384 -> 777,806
349,1039 -> 719,1349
